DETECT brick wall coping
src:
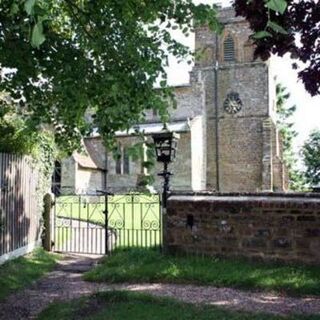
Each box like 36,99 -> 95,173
170,191 -> 320,199
168,193 -> 320,206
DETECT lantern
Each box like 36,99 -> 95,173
152,129 -> 179,164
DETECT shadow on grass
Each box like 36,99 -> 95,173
84,247 -> 320,297
38,290 -> 320,320
0,248 -> 59,301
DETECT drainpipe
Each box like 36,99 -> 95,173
214,33 -> 220,192
104,150 -> 108,191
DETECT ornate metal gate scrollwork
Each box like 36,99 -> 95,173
53,193 -> 161,255
107,193 -> 161,249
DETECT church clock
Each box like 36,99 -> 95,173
223,92 -> 243,114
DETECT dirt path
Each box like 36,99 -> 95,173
109,283 -> 320,316
0,254 -> 105,320
1,254 -> 320,319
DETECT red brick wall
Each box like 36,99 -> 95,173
166,193 -> 320,264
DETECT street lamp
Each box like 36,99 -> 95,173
152,126 -> 179,209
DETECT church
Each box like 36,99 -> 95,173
58,7 -> 288,195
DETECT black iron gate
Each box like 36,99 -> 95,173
52,194 -> 161,255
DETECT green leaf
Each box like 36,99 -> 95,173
24,0 -> 36,15
142,161 -> 154,169
159,80 -> 166,88
31,21 -> 46,48
267,21 -> 288,34
266,0 -> 287,14
252,30 -> 272,39
10,3 -> 19,15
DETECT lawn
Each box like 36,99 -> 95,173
0,248 -> 59,301
84,247 -> 320,297
37,291 -> 318,320
54,194 -> 161,250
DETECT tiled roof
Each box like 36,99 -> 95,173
73,153 -> 104,170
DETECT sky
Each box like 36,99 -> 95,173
166,0 -> 320,154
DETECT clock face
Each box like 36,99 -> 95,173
223,92 -> 243,114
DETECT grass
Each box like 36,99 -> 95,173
0,248 -> 59,301
37,290 -> 319,320
84,247 -> 320,297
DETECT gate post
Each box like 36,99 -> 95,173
42,193 -> 53,251
104,193 -> 109,255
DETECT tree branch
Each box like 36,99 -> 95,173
64,0 -> 94,40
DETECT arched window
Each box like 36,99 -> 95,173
115,144 -> 122,174
223,35 -> 235,62
123,147 -> 130,174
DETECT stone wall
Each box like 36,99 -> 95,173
76,167 -> 104,194
166,193 -> 320,265
145,81 -> 204,124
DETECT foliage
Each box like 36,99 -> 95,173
33,132 -> 60,229
234,0 -> 320,96
0,248 -> 59,301
0,92 -> 59,217
0,93 -> 38,155
84,247 -> 320,297
0,92 -> 58,160
0,0 -> 221,151
301,130 -> 320,187
275,83 -> 306,191
37,291 -> 318,320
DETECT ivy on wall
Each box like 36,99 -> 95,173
0,92 -> 59,221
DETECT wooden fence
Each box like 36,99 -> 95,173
0,153 -> 40,262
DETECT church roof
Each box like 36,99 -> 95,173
73,153 -> 105,171
90,120 -> 190,138
115,121 -> 190,137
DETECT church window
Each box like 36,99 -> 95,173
115,145 -> 130,175
123,147 -> 130,174
223,35 -> 235,62
115,155 -> 122,174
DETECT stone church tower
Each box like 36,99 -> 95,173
58,7 -> 288,194
189,7 -> 287,192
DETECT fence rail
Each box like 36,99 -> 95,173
0,154 -> 40,260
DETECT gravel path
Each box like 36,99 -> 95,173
1,254 -> 320,319
109,283 -> 320,316
0,254 -> 106,320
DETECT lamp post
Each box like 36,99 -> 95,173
152,127 -> 179,209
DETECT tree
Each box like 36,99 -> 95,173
234,0 -> 320,96
301,130 -> 320,187
275,83 -> 306,190
0,0 -> 221,151
1,1 -> 318,155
